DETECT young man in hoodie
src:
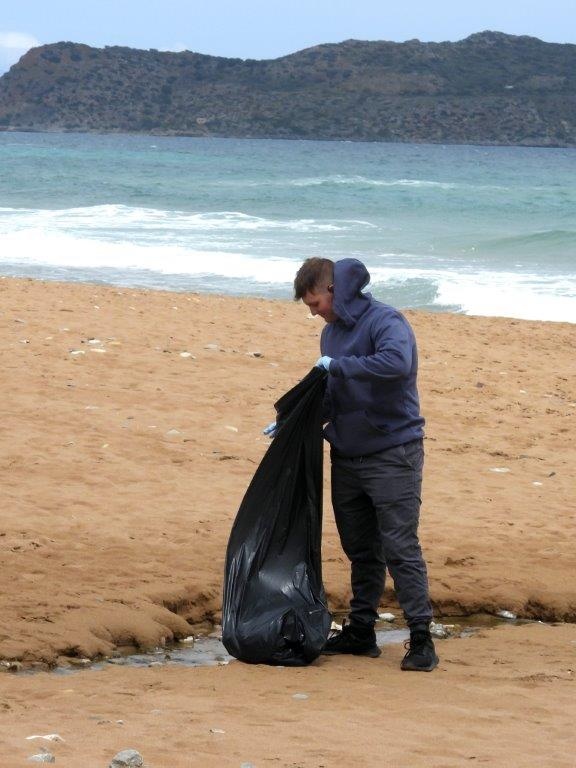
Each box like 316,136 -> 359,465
290,256 -> 438,671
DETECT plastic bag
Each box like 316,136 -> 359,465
222,367 -> 331,666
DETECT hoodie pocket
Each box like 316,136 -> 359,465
325,410 -> 388,456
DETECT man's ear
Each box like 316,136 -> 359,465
327,284 -> 334,293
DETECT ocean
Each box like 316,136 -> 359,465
1,131 -> 575,322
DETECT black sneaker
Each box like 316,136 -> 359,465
322,621 -> 381,658
401,629 -> 439,672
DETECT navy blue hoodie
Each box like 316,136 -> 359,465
321,258 -> 424,457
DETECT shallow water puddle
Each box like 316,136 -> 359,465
51,636 -> 234,676
11,614 -> 528,675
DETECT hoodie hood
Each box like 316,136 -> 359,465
333,258 -> 371,327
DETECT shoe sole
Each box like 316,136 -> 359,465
401,655 -> 439,672
322,646 -> 381,658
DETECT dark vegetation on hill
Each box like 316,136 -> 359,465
0,32 -> 575,146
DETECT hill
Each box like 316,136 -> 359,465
0,32 -> 575,146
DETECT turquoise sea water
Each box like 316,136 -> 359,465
0,131 -> 575,321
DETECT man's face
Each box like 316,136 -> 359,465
302,286 -> 338,323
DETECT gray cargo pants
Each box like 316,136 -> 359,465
330,438 -> 433,628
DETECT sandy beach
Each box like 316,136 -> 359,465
1,275 -> 575,767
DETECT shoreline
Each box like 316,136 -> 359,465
2,126 -> 575,150
1,272 -> 574,327
0,275 -> 575,668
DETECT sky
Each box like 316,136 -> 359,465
1,0 -> 575,74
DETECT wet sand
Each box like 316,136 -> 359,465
1,276 -> 575,766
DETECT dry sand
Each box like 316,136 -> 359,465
1,276 -> 575,767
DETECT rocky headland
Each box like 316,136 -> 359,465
0,31 -> 575,146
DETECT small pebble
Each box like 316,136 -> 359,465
489,467 -> 510,473
204,344 -> 219,350
109,749 -> 143,767
292,693 -> 308,700
70,350 -> 85,356
532,481 -> 543,486
91,348 -> 106,354
1,658 -> 22,670
28,754 -> 55,764
225,425 -> 239,432
430,622 -> 449,639
378,612 -> 396,622
166,429 -> 181,436
430,621 -> 460,638
210,728 -> 226,734
179,352 -> 195,358
26,735 -> 64,743
497,610 -> 517,620
67,657 -> 91,667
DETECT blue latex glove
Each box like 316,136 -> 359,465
316,355 -> 333,372
263,421 -> 277,438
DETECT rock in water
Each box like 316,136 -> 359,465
109,750 -> 144,768
430,621 -> 449,638
497,610 -> 517,620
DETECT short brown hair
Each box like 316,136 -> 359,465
293,258 -> 334,300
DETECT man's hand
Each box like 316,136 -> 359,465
316,356 -> 333,372
263,421 -> 277,439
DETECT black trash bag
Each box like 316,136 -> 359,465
222,367 -> 331,666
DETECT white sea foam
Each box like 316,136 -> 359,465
433,272 -> 576,323
0,230 -> 299,283
287,176 -> 458,189
1,228 -> 575,322
0,205 -> 373,234
368,266 -> 576,323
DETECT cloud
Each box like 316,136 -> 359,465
0,31 -> 41,74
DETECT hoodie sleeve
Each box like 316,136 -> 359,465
328,314 -> 413,380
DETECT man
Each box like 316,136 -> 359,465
267,257 -> 438,671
